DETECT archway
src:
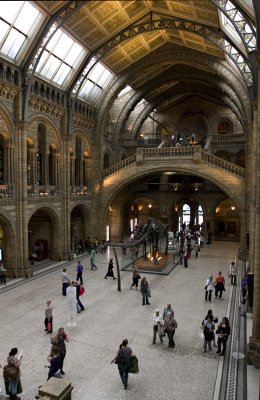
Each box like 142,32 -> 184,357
0,214 -> 16,276
70,204 -> 90,255
214,198 -> 240,241
28,207 -> 61,263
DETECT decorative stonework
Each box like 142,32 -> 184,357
0,82 -> 18,100
29,96 -> 64,117
72,113 -> 95,129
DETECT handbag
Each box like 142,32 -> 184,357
3,364 -> 19,379
147,288 -> 151,298
79,286 -> 85,296
47,320 -> 52,332
127,355 -> 139,374
114,354 -> 122,365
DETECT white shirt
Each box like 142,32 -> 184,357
152,313 -> 163,326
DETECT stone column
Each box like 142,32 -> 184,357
15,116 -> 31,277
70,155 -> 76,187
60,137 -> 73,260
54,153 -> 60,187
247,51 -> 260,368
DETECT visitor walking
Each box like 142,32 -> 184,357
214,271 -> 225,299
5,347 -> 23,400
61,268 -> 70,296
152,309 -> 163,344
44,299 -> 53,334
90,249 -> 97,270
46,347 -> 61,380
163,312 -> 178,348
140,277 -> 150,305
56,327 -> 69,375
229,261 -> 237,285
76,261 -> 84,285
72,281 -> 85,313
162,304 -> 174,320
204,275 -> 214,302
111,339 -> 133,390
130,264 -> 140,289
104,258 -> 116,279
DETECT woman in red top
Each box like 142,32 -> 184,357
214,271 -> 225,299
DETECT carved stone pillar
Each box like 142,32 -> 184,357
247,51 -> 260,368
70,156 -> 76,187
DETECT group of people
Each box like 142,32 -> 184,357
204,262 -> 238,302
202,309 -> 230,356
152,304 -> 177,348
204,271 -> 226,302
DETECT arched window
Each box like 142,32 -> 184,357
37,124 -> 46,185
103,154 -> 109,169
198,205 -> 203,225
182,204 -> 190,225
49,145 -> 56,186
75,137 -> 82,186
217,120 -> 232,134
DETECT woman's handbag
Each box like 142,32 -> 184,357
147,288 -> 151,298
114,354 -> 122,365
79,286 -> 85,296
3,364 -> 19,379
127,355 -> 139,374
47,320 -> 52,332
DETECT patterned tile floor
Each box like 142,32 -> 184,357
0,241 -> 258,400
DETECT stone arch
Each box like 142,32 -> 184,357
101,164 -> 245,240
213,197 -> 240,240
0,103 -> 15,138
70,203 -> 91,254
0,212 -> 17,277
28,206 -> 62,261
96,51 -> 250,142
215,118 -> 234,134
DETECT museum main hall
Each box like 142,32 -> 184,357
0,1 -> 259,399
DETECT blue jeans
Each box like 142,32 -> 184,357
142,291 -> 149,305
90,261 -> 97,270
77,297 -> 85,311
118,361 -> 130,385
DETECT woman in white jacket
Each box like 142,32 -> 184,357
205,275 -> 214,302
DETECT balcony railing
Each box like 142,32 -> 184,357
103,146 -> 245,178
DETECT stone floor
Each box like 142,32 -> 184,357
0,241 -> 258,400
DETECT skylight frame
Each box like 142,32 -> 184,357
77,60 -> 114,105
0,1 -> 43,64
35,24 -> 87,90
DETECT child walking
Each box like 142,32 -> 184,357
44,299 -> 53,334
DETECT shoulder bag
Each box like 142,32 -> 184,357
3,364 -> 19,379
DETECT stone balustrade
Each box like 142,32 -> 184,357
102,146 -> 245,178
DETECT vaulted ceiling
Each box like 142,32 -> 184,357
30,1 -> 255,126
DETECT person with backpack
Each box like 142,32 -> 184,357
202,315 -> 215,354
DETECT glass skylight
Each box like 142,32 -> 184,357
35,26 -> 86,88
118,85 -> 133,98
218,1 -> 256,54
78,61 -> 114,103
0,1 -> 41,61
